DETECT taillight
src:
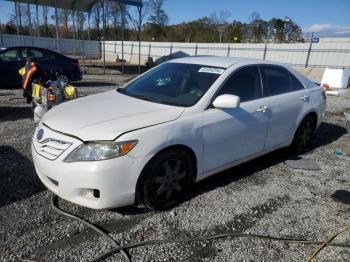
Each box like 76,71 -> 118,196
72,60 -> 80,70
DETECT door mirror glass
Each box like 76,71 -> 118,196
212,94 -> 240,109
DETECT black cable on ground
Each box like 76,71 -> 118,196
51,195 -> 130,262
51,194 -> 350,262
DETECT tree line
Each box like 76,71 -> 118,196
0,0 -> 304,43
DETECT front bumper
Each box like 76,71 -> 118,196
31,125 -> 145,209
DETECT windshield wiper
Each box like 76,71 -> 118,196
132,94 -> 161,103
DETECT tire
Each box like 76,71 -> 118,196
291,115 -> 316,154
56,73 -> 70,84
138,149 -> 193,210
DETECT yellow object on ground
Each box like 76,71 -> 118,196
32,83 -> 42,99
64,85 -> 77,99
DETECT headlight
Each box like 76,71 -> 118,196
64,140 -> 137,162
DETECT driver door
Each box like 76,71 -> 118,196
202,66 -> 269,173
0,48 -> 22,86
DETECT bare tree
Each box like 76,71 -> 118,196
248,11 -> 268,42
107,2 -> 122,40
92,2 -> 102,37
148,0 -> 168,26
126,1 -> 149,32
42,6 -> 49,36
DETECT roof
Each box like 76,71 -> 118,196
5,0 -> 142,12
170,56 -> 265,68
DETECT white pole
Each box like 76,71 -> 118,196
102,0 -> 106,74
14,1 -> 20,38
54,0 -> 60,52
36,3 -> 40,38
72,10 -> 76,57
0,18 -> 4,47
27,3 -> 33,45
138,6 -> 142,74
18,3 -> 24,45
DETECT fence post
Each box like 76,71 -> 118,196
169,42 -> 173,58
305,32 -> 314,68
114,42 -> 117,53
131,42 -> 134,62
263,42 -> 267,60
195,43 -> 198,56
227,43 -> 230,57
148,42 -> 151,58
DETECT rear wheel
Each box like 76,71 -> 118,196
291,115 -> 316,154
56,73 -> 70,84
139,149 -> 193,210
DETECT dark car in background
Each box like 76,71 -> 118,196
0,46 -> 82,87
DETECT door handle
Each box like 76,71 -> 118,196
257,105 -> 268,112
300,95 -> 309,102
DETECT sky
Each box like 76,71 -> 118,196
0,0 -> 349,37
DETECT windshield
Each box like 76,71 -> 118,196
119,63 -> 225,107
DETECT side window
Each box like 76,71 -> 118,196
217,66 -> 262,102
0,49 -> 19,62
44,51 -> 55,59
289,73 -> 305,91
261,66 -> 291,96
28,49 -> 44,59
21,48 -> 28,59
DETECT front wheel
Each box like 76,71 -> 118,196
291,115 -> 316,154
139,149 -> 193,210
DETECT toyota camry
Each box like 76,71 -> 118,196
32,56 -> 326,210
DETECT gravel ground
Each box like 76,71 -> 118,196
0,76 -> 350,262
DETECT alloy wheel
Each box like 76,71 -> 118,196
152,159 -> 187,202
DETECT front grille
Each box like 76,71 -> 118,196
36,138 -> 71,160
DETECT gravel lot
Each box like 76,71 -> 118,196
0,75 -> 350,262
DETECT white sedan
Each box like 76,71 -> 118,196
32,57 -> 326,210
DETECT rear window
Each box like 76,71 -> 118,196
261,65 -> 292,96
289,73 -> 305,91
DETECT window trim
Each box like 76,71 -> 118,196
208,64 -> 264,108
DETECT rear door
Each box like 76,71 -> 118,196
0,48 -> 22,86
28,48 -> 53,77
260,65 -> 309,149
202,66 -> 269,172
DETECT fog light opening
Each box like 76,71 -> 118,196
93,189 -> 100,198
82,188 -> 100,201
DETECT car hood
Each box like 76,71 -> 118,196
42,90 -> 185,141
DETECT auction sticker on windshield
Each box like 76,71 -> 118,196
198,67 -> 225,74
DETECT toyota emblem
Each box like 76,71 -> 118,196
37,129 -> 44,141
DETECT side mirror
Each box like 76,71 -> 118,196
212,94 -> 240,109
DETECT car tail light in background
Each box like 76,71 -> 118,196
72,60 -> 80,70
